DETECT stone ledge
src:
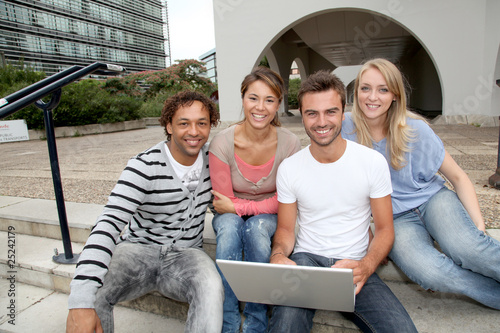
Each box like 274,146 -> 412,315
144,117 -> 161,126
432,115 -> 499,127
27,119 -> 146,140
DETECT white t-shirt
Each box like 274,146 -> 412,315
165,143 -> 203,193
276,139 -> 392,260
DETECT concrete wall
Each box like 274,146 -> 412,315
213,0 -> 500,123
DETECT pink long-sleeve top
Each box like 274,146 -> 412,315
208,125 -> 301,217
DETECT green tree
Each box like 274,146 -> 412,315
104,59 -> 216,99
259,56 -> 270,68
288,78 -> 301,109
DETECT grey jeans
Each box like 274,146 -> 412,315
94,242 -> 224,332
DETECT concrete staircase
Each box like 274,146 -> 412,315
1,195 -> 500,333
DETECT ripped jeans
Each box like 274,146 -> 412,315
212,213 -> 277,333
94,242 -> 224,332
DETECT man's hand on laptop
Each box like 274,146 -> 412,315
332,259 -> 374,295
269,252 -> 296,265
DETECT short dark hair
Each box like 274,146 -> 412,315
298,70 -> 346,112
159,91 -> 220,140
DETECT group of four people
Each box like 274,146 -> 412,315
66,58 -> 500,333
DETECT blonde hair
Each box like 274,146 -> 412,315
351,58 -> 426,170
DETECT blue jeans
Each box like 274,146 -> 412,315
212,213 -> 277,333
389,187 -> 500,309
268,252 -> 417,333
94,242 -> 224,332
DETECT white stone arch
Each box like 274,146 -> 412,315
494,45 -> 500,119
263,51 -> 289,115
270,7 -> 443,117
333,65 -> 362,106
292,57 -> 307,81
214,0 -> 499,124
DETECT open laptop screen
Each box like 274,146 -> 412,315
216,259 -> 355,312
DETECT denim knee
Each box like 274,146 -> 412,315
188,258 -> 224,305
242,214 -> 276,244
269,305 -> 315,333
242,214 -> 276,262
213,213 -> 245,260
212,213 -> 244,234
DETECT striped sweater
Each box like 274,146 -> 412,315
68,142 -> 213,309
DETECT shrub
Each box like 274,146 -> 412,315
2,59 -> 216,129
1,62 -> 47,128
4,78 -> 143,129
138,91 -> 178,118
53,79 -> 142,127
288,78 -> 301,109
0,61 -> 46,91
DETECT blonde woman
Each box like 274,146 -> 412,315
209,67 -> 301,332
342,58 -> 500,309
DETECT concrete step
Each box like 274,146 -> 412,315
1,196 -> 500,332
0,196 -> 411,283
0,231 -> 360,332
2,232 -> 500,333
0,279 -> 186,332
2,195 -> 499,285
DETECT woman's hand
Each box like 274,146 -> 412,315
211,190 -> 237,214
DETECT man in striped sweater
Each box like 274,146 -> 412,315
66,91 -> 223,333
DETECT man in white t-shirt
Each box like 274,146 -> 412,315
268,71 -> 417,333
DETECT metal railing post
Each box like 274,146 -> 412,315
36,89 -> 79,264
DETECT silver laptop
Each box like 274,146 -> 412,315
216,259 -> 355,312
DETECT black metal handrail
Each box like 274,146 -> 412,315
0,63 -> 124,118
0,62 -> 126,263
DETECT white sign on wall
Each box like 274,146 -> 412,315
0,119 -> 30,143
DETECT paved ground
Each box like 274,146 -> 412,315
0,113 -> 499,227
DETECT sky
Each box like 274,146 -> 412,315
167,0 -> 216,64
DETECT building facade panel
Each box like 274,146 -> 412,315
1,0 -> 169,75
214,0 -> 500,122
199,48 -> 217,83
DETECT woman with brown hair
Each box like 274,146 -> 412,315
209,66 -> 301,332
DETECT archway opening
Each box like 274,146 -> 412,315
262,9 -> 443,118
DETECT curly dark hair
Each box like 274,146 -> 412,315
159,90 -> 220,140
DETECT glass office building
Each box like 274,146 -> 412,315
199,48 -> 217,83
0,0 -> 170,76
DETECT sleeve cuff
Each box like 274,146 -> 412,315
67,283 -> 99,309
